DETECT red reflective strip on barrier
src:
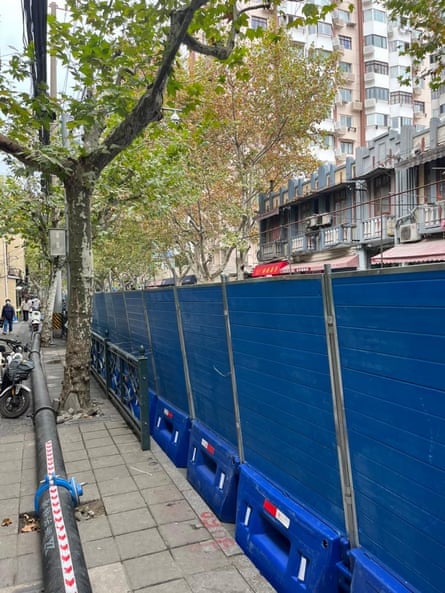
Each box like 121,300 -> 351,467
45,441 -> 78,593
263,498 -> 290,529
163,408 -> 174,419
201,438 -> 215,455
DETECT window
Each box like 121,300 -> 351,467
364,34 -> 387,49
335,9 -> 351,22
340,114 -> 353,127
390,65 -> 408,78
401,117 -> 413,126
390,91 -> 412,104
363,9 -> 387,23
339,61 -> 352,73
339,35 -> 352,49
340,141 -> 354,154
251,16 -> 267,30
340,88 -> 353,102
389,40 -> 409,52
365,61 -> 389,75
373,176 -> 391,216
366,87 -> 389,101
366,113 -> 389,126
413,101 -> 425,113
322,135 -> 335,149
334,190 -> 348,225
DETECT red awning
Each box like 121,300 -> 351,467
280,254 -> 359,274
370,239 -> 445,264
252,261 -> 288,277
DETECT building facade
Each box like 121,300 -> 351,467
254,118 -> 445,275
249,0 -> 431,165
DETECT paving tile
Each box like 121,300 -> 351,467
78,516 -> 112,542
17,531 -> 40,557
87,445 -> 120,458
93,464 -> 132,482
149,499 -> 197,525
158,519 -> 210,548
80,422 -> 107,433
88,562 -> 131,593
185,566 -> 253,593
83,537 -> 120,568
83,437 -> 115,449
98,476 -> 138,497
115,527 -> 166,560
0,483 -> 20,500
132,472 -> 172,490
136,578 -> 193,593
123,550 -> 182,590
62,449 -> 89,462
64,459 -> 93,474
108,507 -> 155,536
0,534 -> 17,560
16,552 -> 42,584
171,540 -> 230,575
89,454 -> 124,469
232,555 -> 277,593
140,483 -> 182,505
0,557 -> 15,587
102,490 -> 146,515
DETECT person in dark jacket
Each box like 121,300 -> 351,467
1,299 -> 15,334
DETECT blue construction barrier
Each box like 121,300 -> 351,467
235,464 -> 346,593
151,396 -> 191,467
350,550 -> 416,593
187,420 -> 240,523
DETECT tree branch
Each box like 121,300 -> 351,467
0,134 -> 39,169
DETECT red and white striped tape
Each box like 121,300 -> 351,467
45,440 -> 78,593
201,438 -> 215,455
263,499 -> 291,529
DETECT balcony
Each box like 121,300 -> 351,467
362,215 -> 396,242
258,240 -> 287,261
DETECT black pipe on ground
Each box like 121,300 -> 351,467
30,332 -> 92,593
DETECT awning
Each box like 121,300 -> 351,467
280,254 -> 359,274
252,261 -> 288,277
371,239 -> 445,265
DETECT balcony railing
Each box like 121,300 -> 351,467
258,240 -> 287,261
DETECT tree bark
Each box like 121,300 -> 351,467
59,169 -> 94,411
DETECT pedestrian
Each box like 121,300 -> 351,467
1,299 -> 15,334
21,297 -> 30,322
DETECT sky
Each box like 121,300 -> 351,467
0,1 -> 27,174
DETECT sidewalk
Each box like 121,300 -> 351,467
0,327 -> 275,593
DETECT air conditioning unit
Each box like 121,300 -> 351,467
309,215 -> 321,228
320,214 -> 332,226
332,16 -> 345,28
400,223 -> 421,243
365,98 -> 377,109
352,101 -> 363,111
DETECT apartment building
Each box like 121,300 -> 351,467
249,0 -> 430,165
254,117 -> 445,276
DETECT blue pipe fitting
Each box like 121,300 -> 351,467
34,473 -> 84,514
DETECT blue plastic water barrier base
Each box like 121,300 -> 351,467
235,464 -> 346,593
148,389 -> 157,434
151,397 -> 191,468
187,420 -> 240,523
350,550 -> 417,593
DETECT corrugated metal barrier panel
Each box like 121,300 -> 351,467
104,291 -> 130,347
92,292 -> 107,334
227,277 -> 345,532
142,288 -> 189,413
179,285 -> 238,447
123,291 -> 150,354
333,269 -> 445,593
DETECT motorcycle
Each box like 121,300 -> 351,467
0,338 -> 34,418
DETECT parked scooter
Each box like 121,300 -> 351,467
30,309 -> 41,333
0,338 -> 34,418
